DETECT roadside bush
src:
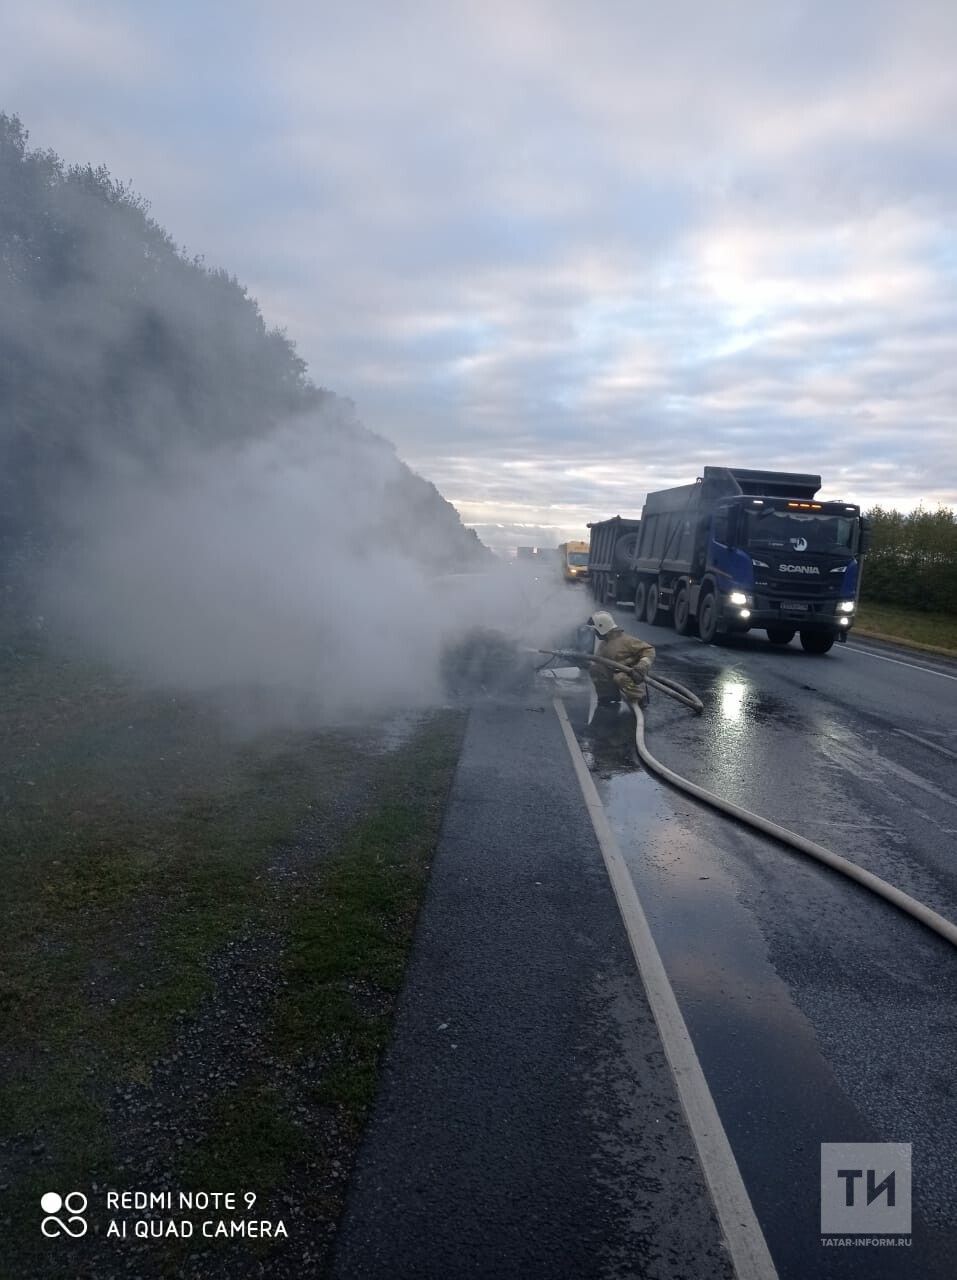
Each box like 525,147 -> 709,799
862,505 -> 957,614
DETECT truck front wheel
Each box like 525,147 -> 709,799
697,590 -> 719,644
633,582 -> 647,618
800,630 -> 835,654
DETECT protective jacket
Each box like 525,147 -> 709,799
593,629 -> 655,703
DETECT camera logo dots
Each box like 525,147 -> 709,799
41,1190 -> 88,1238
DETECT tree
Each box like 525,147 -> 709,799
862,504 -> 957,613
0,112 -> 491,583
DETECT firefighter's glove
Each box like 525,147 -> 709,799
636,657 -> 653,676
628,682 -> 649,708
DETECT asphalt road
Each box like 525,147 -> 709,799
569,608 -> 957,1278
333,697 -> 736,1280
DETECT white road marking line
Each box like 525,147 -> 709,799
820,735 -> 957,809
848,646 -> 957,681
893,729 -> 957,762
552,696 -> 778,1280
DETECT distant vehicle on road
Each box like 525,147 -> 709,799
516,546 -> 539,560
629,467 -> 871,653
585,516 -> 642,605
558,540 -> 590,583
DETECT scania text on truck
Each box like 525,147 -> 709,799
586,516 -> 642,605
559,540 -> 591,583
629,467 -> 871,654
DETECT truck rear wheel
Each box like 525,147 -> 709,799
633,582 -> 646,618
766,627 -> 796,646
645,583 -> 665,626
673,585 -> 697,636
800,630 -> 835,654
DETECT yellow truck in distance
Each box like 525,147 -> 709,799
559,540 -> 590,582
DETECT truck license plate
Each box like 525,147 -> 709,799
780,601 -> 809,612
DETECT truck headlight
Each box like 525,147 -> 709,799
838,600 -> 855,614
729,591 -> 749,606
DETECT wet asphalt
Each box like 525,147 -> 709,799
578,608 -> 957,1279
334,611 -> 956,1280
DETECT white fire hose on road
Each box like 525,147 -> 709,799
539,648 -> 957,951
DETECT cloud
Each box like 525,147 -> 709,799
0,0 -> 157,87
3,0 -> 956,538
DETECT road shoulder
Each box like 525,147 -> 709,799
852,628 -> 957,660
332,693 -> 735,1280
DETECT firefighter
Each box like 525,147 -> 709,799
586,611 -> 655,708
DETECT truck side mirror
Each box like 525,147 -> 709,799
859,516 -> 872,555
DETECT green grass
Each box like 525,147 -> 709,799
855,602 -> 957,653
275,803 -> 445,1108
0,638 -> 465,1275
182,1078 -> 304,1191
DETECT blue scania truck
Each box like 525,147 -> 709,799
630,467 -> 871,653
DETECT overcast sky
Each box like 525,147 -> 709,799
4,0 -> 956,549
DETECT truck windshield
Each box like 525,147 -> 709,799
743,509 -> 857,555
567,552 -> 589,566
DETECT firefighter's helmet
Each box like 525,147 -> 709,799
588,611 -> 619,637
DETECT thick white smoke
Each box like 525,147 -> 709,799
41,412 -> 585,726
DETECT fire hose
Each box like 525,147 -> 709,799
541,649 -> 704,714
539,648 -> 957,951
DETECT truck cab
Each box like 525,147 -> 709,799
703,493 -> 865,651
560,540 -> 591,583
632,468 -> 870,654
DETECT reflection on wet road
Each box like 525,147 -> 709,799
563,622 -> 957,1280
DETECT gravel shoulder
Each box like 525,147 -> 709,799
0,636 -> 464,1278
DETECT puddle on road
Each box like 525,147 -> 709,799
562,690 -> 907,1274
599,755 -> 821,1059
560,663 -> 957,1263
565,691 -> 854,1119
577,706 -> 641,778
569,692 -> 814,1025
665,661 -> 804,731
